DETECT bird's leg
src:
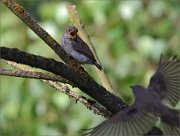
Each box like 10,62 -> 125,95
74,64 -> 82,73
73,64 -> 87,78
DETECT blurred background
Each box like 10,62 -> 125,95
0,0 -> 180,136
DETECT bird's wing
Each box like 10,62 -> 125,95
73,36 -> 96,62
83,106 -> 157,136
162,122 -> 180,136
148,55 -> 180,106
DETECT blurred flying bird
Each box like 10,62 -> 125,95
84,55 -> 180,136
61,26 -> 102,70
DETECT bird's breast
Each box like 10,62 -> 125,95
62,38 -> 90,63
71,51 -> 89,63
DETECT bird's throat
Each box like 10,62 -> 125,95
70,34 -> 77,40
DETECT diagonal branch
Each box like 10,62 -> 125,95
0,47 -> 127,114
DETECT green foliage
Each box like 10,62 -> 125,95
0,1 -> 180,136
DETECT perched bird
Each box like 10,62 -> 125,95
84,55 -> 180,136
61,26 -> 102,70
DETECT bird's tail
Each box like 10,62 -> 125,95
160,108 -> 180,136
94,62 -> 102,70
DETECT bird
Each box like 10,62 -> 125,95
84,55 -> 180,136
61,25 -> 102,70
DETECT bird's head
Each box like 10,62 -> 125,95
65,26 -> 78,40
130,85 -> 145,96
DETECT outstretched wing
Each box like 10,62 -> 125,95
73,36 -> 96,62
148,55 -> 180,106
84,106 -> 157,136
162,122 -> 180,136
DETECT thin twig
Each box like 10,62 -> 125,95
0,67 -> 73,85
47,81 -> 111,118
1,59 -> 111,118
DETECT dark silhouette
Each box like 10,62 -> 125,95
85,55 -> 180,136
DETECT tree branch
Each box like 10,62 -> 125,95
1,59 -> 111,118
0,47 -> 127,114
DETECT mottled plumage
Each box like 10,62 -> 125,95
84,55 -> 180,136
61,26 -> 102,70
